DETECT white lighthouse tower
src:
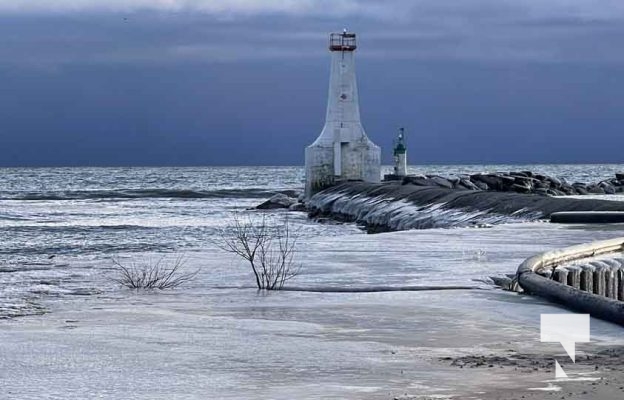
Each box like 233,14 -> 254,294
304,30 -> 381,198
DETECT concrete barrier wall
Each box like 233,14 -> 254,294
516,237 -> 624,326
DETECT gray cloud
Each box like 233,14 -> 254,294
1,0 -> 623,20
2,1 -> 624,166
0,0 -> 387,17
1,0 -> 624,69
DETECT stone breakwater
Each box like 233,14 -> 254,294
401,171 -> 624,196
307,181 -> 624,232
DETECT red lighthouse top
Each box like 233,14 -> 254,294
329,30 -> 357,52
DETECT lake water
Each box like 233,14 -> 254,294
1,165 -> 624,398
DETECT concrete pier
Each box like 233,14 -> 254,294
307,181 -> 624,232
551,211 -> 624,224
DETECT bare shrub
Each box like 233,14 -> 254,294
216,213 -> 301,290
110,255 -> 198,290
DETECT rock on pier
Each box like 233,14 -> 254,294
399,171 -> 624,196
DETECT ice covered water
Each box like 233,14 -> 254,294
1,164 -> 624,318
1,165 -> 624,398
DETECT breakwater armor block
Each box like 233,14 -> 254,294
305,31 -> 381,199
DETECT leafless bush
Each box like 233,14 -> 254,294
215,213 -> 301,290
110,255 -> 198,290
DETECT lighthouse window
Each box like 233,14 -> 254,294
340,94 -> 347,100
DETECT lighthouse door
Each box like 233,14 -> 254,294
333,142 -> 352,179
333,141 -> 342,176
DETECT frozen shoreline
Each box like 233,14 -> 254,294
2,222 -> 624,399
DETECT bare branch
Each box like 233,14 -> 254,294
110,255 -> 198,290
214,212 -> 302,290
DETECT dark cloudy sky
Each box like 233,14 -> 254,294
1,0 -> 623,166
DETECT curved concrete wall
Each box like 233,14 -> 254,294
516,237 -> 624,326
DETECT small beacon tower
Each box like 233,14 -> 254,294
393,127 -> 407,177
305,30 -> 381,198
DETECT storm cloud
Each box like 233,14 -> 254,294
0,1 -> 623,166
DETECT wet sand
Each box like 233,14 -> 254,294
440,345 -> 624,399
2,289 -> 623,399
